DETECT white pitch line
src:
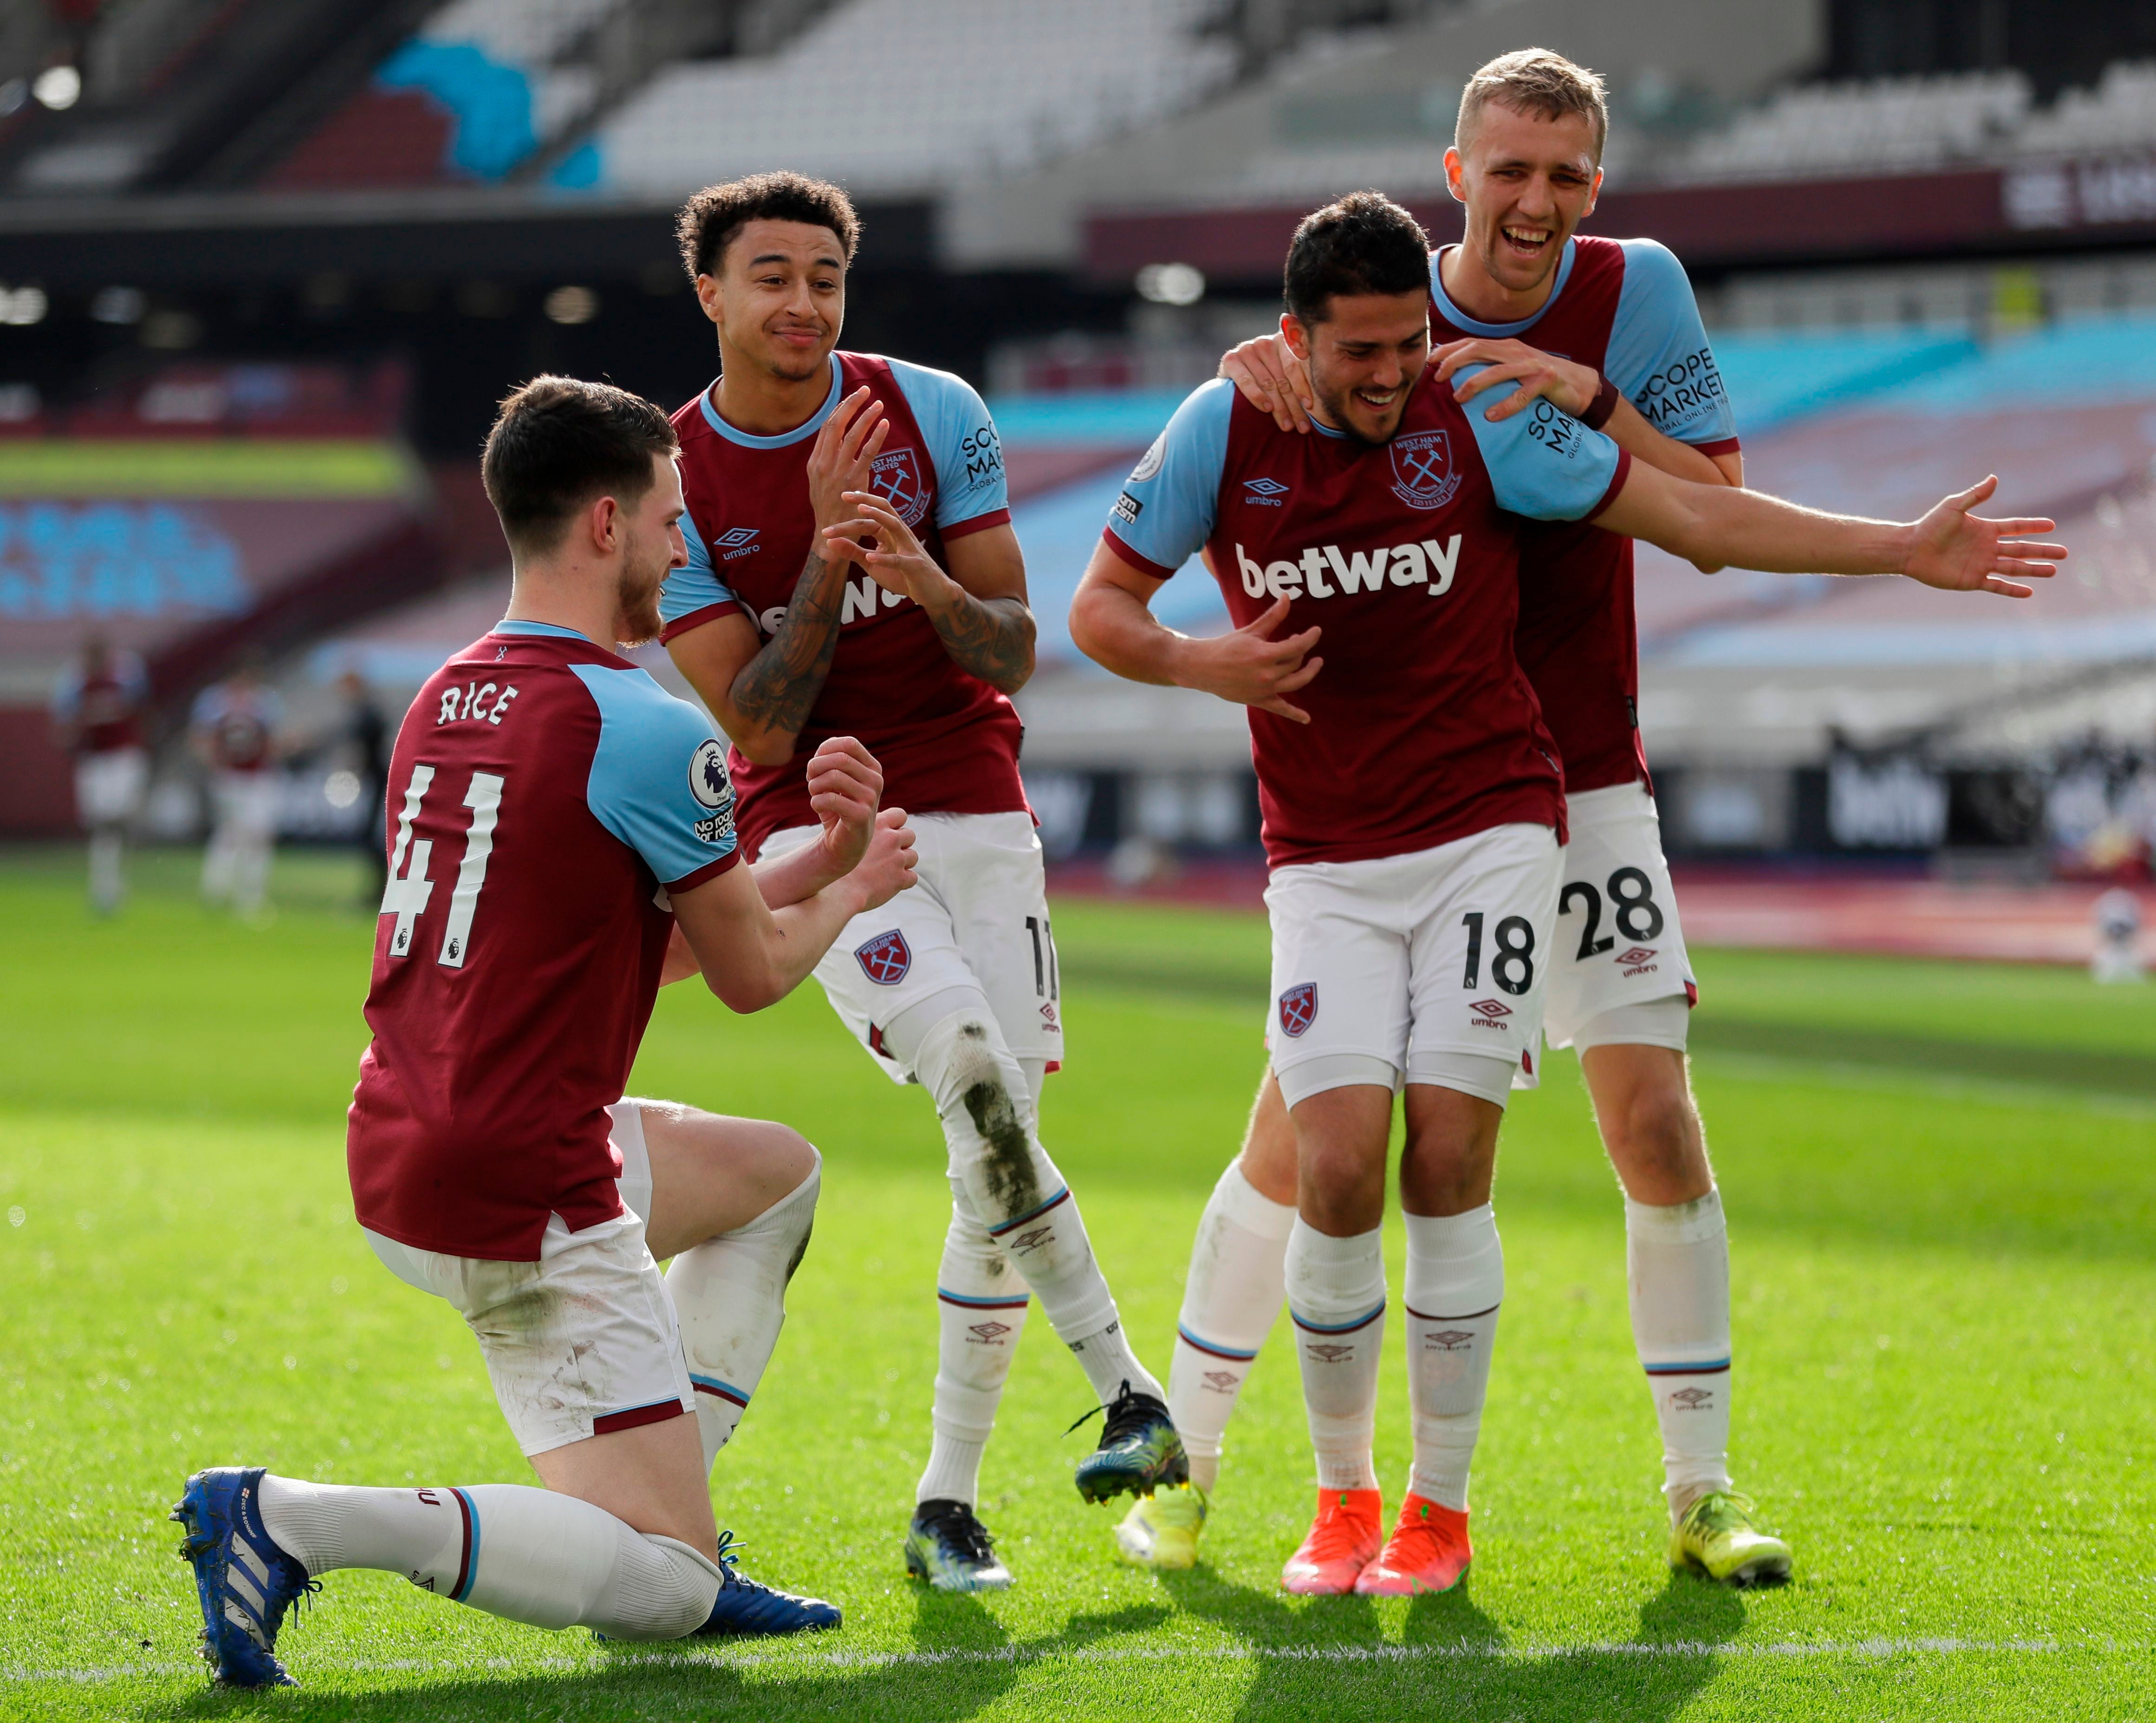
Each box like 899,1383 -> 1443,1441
2,1638 -> 2077,1684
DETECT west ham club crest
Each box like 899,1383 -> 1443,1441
869,447 -> 932,527
1278,981 -> 1317,1038
855,928 -> 912,985
1389,429 -> 1462,510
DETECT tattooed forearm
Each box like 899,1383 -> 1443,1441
922,588 -> 1036,694
730,551 -> 848,742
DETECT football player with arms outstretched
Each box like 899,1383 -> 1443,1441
1072,190 -> 2057,1597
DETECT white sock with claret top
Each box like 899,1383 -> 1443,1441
1402,1205 -> 1504,1511
1627,1190 -> 1734,1520
666,1151 -> 821,1471
1285,1220 -> 1385,1493
917,1188 -> 1030,1507
255,1476 -> 721,1639
899,1008 -> 1164,1407
1169,1159 -> 1294,1493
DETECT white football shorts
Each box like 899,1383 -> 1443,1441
364,1101 -> 694,1457
1542,782 -> 1696,1055
762,810 -> 1065,1082
1263,822 -> 1562,1109
74,747 -> 147,827
210,770 -> 279,838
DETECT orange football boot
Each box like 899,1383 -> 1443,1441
1279,1488 -> 1383,1595
1354,1493 -> 1471,1595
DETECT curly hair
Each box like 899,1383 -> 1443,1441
675,171 -> 862,279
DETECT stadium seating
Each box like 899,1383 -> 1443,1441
582,0 -> 1238,196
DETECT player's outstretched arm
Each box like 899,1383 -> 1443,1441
821,496 -> 1035,693
669,808 -> 917,1011
1596,466 -> 2066,596
1070,540 -> 1324,722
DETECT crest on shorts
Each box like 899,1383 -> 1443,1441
870,447 -> 932,527
1278,981 -> 1318,1038
854,928 -> 911,985
1389,429 -> 1462,510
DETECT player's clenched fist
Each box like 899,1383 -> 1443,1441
851,806 -> 918,912
1177,596 -> 1324,724
806,386 -> 889,531
803,733 -> 886,874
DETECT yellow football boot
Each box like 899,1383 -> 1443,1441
1112,1481 -> 1208,1570
1669,1491 -> 1792,1587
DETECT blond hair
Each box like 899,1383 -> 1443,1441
1455,47 -> 1608,162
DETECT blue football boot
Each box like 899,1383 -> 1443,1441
690,1529 -> 841,1637
1072,1380 -> 1189,1506
170,1467 -> 317,1687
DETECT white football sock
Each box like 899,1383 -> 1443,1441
1169,1158 -> 1294,1493
1626,1189 -> 1733,1520
256,1476 -> 721,1639
1402,1205 -> 1503,1512
897,1007 -> 1164,1407
666,1150 -> 820,1471
1284,1220 -> 1385,1493
917,1189 -> 1030,1507
88,830 -> 123,912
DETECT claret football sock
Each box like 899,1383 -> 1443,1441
1169,1159 -> 1294,1493
1285,1220 -> 1386,1493
1401,1205 -> 1504,1512
1625,1190 -> 1734,1520
901,1007 -> 1164,1407
255,1476 -> 721,1639
666,1151 -> 822,1471
917,1191 -> 1030,1508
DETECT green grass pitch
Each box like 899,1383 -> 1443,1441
2,845 -> 2152,1720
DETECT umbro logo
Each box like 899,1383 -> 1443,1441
1423,1329 -> 1476,1351
714,526 -> 760,560
1306,1342 -> 1355,1363
1201,1370 -> 1240,1393
1468,999 -> 1511,1019
1008,1226 -> 1055,1255
1243,476 -> 1289,506
1616,946 -> 1656,965
1669,1386 -> 1715,1410
967,1321 -> 1012,1344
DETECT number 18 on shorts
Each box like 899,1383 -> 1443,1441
1262,823 -> 1564,1109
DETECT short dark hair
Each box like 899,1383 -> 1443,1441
1282,191 -> 1432,326
481,376 -> 678,554
676,171 -> 861,280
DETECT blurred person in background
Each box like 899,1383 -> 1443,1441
50,632 -> 150,916
191,659 -> 285,919
338,669 -> 391,903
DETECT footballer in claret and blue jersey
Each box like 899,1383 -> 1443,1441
1429,235 -> 1738,797
349,620 -> 740,1263
1103,367 -> 1632,869
658,350 -> 1022,863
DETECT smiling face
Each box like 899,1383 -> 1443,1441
696,218 -> 847,385
1284,289 -> 1432,445
611,454 -> 688,646
1445,99 -> 1602,298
